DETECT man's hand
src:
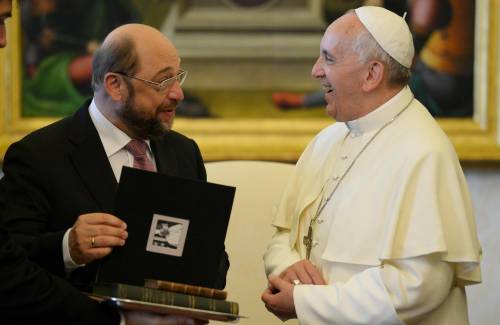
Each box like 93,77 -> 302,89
69,213 -> 128,265
279,259 -> 326,285
124,312 -> 208,325
261,275 -> 297,321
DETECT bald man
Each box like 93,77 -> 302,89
0,23 -> 228,290
262,7 -> 480,324
0,3 -> 209,324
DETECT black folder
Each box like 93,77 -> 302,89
97,167 -> 235,288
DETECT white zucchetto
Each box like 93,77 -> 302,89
354,6 -> 414,68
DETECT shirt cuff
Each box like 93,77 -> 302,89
62,228 -> 85,274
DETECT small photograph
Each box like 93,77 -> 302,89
146,214 -> 189,257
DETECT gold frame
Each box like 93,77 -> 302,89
1,1 -> 499,162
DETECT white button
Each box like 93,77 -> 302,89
313,241 -> 319,247
341,155 -> 348,160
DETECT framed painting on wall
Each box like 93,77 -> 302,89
0,0 -> 499,162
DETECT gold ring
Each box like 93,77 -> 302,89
292,279 -> 301,285
91,236 -> 95,248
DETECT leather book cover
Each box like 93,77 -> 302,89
144,279 -> 228,300
97,167 -> 235,288
92,283 -> 239,316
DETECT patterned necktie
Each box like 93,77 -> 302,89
124,139 -> 156,172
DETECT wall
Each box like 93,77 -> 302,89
464,167 -> 500,324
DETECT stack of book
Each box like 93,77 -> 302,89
92,280 -> 240,322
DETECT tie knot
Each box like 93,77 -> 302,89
124,139 -> 156,172
124,139 -> 148,158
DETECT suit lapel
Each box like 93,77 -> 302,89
67,103 -> 117,213
151,137 -> 178,176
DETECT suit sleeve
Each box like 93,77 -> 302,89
191,138 -> 207,182
0,140 -> 66,276
0,228 -> 120,325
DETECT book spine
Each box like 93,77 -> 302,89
145,280 -> 227,300
94,284 -> 238,316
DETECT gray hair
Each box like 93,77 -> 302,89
91,36 -> 138,92
350,16 -> 411,86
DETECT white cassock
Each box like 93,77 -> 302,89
264,86 -> 481,325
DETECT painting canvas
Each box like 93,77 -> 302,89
20,0 -> 173,117
18,0 -> 475,119
1,0 -> 499,161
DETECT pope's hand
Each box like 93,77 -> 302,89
279,259 -> 326,285
261,275 -> 297,321
69,213 -> 128,265
124,312 -> 208,325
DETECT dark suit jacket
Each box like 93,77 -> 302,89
0,101 -> 228,288
0,227 -> 120,324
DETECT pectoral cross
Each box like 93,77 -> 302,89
303,224 -> 314,260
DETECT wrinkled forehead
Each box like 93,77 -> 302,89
135,35 -> 181,75
106,24 -> 182,75
321,14 -> 362,56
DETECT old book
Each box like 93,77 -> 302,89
93,283 -> 239,316
144,279 -> 227,300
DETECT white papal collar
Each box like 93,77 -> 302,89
345,86 -> 413,136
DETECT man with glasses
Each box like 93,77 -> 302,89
0,23 -> 228,293
0,2 -> 210,322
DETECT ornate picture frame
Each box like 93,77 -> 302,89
1,1 -> 499,162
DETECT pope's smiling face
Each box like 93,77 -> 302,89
311,13 -> 368,122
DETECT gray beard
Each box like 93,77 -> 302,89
119,95 -> 170,140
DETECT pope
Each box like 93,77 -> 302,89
262,6 -> 481,325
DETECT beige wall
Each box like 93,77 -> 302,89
464,168 -> 500,324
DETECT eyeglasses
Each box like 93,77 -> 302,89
114,69 -> 187,91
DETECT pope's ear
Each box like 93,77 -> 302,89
362,60 -> 384,92
103,72 -> 124,101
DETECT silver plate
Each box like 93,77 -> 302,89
89,294 -> 243,323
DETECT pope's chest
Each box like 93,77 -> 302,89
300,133 -> 405,264
313,131 -> 398,215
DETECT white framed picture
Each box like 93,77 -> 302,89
146,214 -> 189,257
